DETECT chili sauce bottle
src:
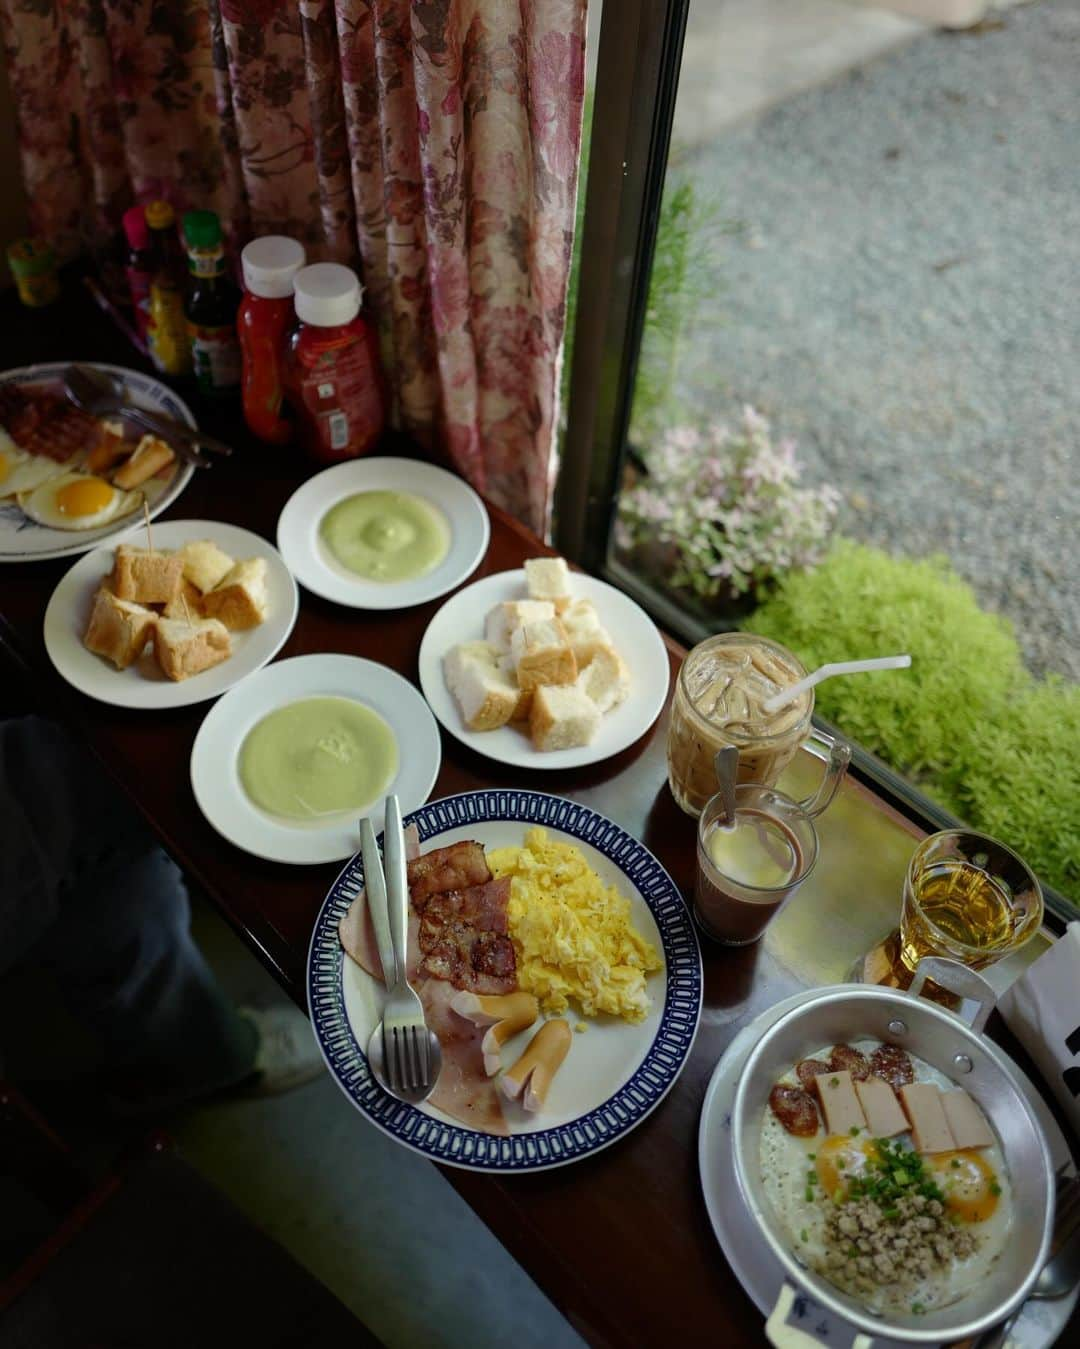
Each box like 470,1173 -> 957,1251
122,205 -> 154,343
286,263 -> 386,463
183,210 -> 241,397
238,235 -> 306,444
145,200 -> 192,376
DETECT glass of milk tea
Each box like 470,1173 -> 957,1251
694,739 -> 851,945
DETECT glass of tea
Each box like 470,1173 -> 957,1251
694,737 -> 850,944
900,829 -> 1043,974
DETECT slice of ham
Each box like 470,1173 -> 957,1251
337,826 -> 511,1135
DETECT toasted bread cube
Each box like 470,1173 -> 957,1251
483,599 -> 555,653
162,578 -> 206,622
817,1070 -> 868,1137
83,588 -> 157,669
153,616 -> 231,682
178,538 -> 234,594
112,545 -> 183,606
497,653 -> 533,722
577,645 -> 630,714
941,1089 -> 995,1150
524,557 -> 572,613
444,642 -> 519,731
510,618 -> 577,694
899,1083 -> 957,1154
529,683 -> 601,752
202,558 -> 268,631
855,1077 -> 910,1138
112,434 -> 175,489
561,599 -> 616,668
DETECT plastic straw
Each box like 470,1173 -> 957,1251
762,655 -> 912,715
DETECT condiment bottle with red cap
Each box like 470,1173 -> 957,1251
122,206 -> 154,341
238,236 -> 306,445
286,262 -> 386,463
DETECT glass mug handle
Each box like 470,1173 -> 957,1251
798,728 -> 852,819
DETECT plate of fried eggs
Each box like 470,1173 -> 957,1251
0,363 -> 195,562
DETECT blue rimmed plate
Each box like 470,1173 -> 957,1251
0,362 -> 196,562
308,789 -> 703,1172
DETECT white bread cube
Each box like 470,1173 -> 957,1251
484,599 -> 555,653
510,618 -> 577,694
529,683 -> 600,752
83,589 -> 157,669
202,558 -> 268,631
577,646 -> 630,714
498,654 -> 533,722
112,545 -> 183,606
153,616 -> 231,681
524,557 -> 572,613
561,599 -> 615,668
444,641 -> 519,731
162,578 -> 206,622
178,538 -> 234,594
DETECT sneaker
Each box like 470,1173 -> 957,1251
239,1004 -> 325,1096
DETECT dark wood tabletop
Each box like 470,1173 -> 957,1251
3,281 -> 1075,1349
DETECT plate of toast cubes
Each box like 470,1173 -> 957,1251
417,558 -> 670,768
43,519 -> 299,708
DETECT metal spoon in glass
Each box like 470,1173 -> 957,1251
360,797 -> 441,1105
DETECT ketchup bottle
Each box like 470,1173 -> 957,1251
286,263 -> 386,463
238,236 -> 306,444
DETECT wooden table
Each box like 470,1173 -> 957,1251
3,282 -> 1075,1349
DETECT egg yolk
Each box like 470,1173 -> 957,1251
0,455 -> 10,484
928,1150 -> 1000,1223
57,477 -> 114,517
815,1134 -> 878,1200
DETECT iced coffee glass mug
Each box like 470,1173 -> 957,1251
667,632 -> 844,816
694,737 -> 851,944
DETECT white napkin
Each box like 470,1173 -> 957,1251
998,921 -> 1080,1143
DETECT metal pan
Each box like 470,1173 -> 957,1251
731,958 -> 1055,1346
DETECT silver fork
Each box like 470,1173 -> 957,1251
360,797 -> 441,1104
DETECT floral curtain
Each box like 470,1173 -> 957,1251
0,0 -> 587,533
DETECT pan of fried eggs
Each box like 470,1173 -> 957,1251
730,960 -> 1054,1345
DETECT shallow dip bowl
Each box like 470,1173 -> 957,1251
731,959 -> 1054,1345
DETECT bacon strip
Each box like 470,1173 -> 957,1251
407,841 -> 491,906
0,385 -> 98,462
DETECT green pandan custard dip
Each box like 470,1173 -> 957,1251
319,490 -> 450,582
239,696 -> 398,821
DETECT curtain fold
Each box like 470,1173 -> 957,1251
0,0 -> 587,533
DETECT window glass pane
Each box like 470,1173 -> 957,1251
609,0 -> 1079,908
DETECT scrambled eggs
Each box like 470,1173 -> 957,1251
487,827 -> 662,1022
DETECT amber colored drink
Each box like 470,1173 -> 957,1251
898,831 -> 1043,975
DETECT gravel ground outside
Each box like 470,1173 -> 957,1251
662,0 -> 1079,680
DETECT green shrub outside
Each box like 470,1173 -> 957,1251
747,541 -> 1079,903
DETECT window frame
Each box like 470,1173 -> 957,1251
557,0 -> 1073,930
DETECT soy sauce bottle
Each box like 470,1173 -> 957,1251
182,210 -> 241,397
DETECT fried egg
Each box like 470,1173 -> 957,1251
21,472 -> 140,531
761,1039 -> 1014,1318
0,428 -> 66,498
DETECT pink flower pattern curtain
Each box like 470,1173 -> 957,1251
0,0 -> 587,532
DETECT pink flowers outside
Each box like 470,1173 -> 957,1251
617,406 -> 840,602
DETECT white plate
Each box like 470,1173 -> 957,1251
698,989 -> 1078,1349
417,569 -> 670,769
43,520 -> 299,710
190,654 -> 442,864
308,789 -> 702,1170
276,457 -> 490,609
0,363 -> 196,562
